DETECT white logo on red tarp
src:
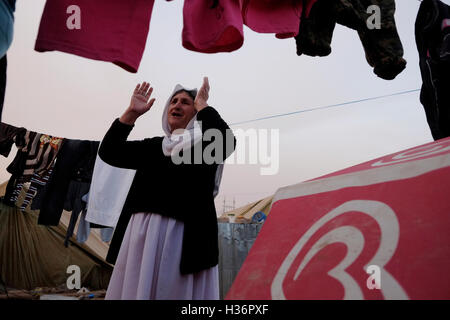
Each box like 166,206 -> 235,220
371,139 -> 450,167
271,200 -> 409,300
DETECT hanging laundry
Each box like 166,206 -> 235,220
295,0 -> 338,57
182,0 -> 244,53
416,0 -> 450,140
3,153 -> 28,206
34,0 -> 156,73
4,131 -> 40,205
295,0 -> 406,80
22,134 -> 63,177
29,166 -> 54,210
241,0 -> 316,39
38,139 -> 99,226
76,193 -> 114,245
20,165 -> 53,211
85,154 -> 136,229
63,181 -> 91,247
61,143 -> 101,246
182,0 -> 317,53
34,0 -> 318,59
354,0 -> 406,80
0,122 -> 26,157
9,133 -> 63,205
77,209 -> 114,244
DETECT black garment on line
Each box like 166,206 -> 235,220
29,179 -> 48,210
100,106 -> 236,275
3,152 -> 26,206
63,180 -> 90,247
37,139 -> 99,226
3,153 -> 26,206
295,0 -> 338,57
295,0 -> 406,80
416,0 -> 450,140
3,131 -> 39,206
0,122 -> 26,157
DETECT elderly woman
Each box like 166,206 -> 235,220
100,77 -> 235,300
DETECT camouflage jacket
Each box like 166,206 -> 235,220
295,0 -> 406,80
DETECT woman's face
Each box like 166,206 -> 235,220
167,91 -> 197,132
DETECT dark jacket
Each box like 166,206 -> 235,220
415,0 -> 450,140
0,122 -> 26,157
3,130 -> 39,206
99,106 -> 236,274
37,139 -> 99,225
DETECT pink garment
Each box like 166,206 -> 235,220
182,0 -> 317,53
241,0 -> 316,39
34,0 -> 155,73
105,213 -> 220,300
182,0 -> 244,53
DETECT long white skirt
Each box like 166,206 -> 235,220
105,213 -> 220,300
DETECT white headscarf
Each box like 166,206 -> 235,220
161,84 -> 224,198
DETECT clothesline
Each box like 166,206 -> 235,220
1,88 -> 422,138
229,88 -> 421,126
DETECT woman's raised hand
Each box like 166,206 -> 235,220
120,82 -> 156,125
130,82 -> 156,115
194,77 -> 210,112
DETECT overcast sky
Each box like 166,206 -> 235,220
1,0 -> 445,212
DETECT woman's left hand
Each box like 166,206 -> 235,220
194,77 -> 210,112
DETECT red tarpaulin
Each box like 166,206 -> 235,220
226,137 -> 450,300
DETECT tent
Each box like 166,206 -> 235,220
216,195 -> 273,298
218,196 -> 273,223
0,181 -> 112,290
227,137 -> 450,300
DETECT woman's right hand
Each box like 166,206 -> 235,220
120,82 -> 156,125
